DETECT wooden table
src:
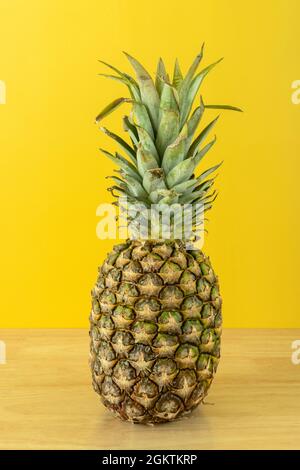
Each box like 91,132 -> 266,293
0,329 -> 299,450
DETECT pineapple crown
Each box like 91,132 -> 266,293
96,45 -> 241,241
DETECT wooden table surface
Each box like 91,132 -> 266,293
0,329 -> 299,450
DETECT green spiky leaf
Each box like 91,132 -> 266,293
155,58 -> 168,96
135,125 -> 159,162
179,187 -> 215,204
159,83 -> 179,115
156,110 -> 180,158
172,179 -> 198,194
180,58 -> 223,127
204,104 -> 243,112
179,44 -> 205,102
198,161 -> 223,182
162,124 -> 188,173
166,155 -> 198,188
193,137 -> 217,166
172,58 -> 183,90
95,97 -> 130,123
158,190 -> 179,205
187,97 -> 205,140
123,174 -> 149,201
188,116 -> 219,157
98,61 -> 141,100
124,52 -> 160,129
156,84 -> 180,156
99,148 -> 141,181
123,115 -> 139,147
99,126 -> 136,163
99,60 -> 140,91
132,101 -> 154,139
136,145 -> 158,177
166,135 -> 216,188
143,168 -> 166,194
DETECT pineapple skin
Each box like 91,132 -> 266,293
89,239 -> 222,424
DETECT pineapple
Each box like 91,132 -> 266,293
90,46 -> 241,424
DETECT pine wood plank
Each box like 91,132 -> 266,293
0,329 -> 299,450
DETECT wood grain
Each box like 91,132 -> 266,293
0,329 -> 299,450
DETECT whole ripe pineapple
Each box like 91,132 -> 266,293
90,46 -> 241,424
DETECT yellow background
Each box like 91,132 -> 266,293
0,0 -> 299,328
